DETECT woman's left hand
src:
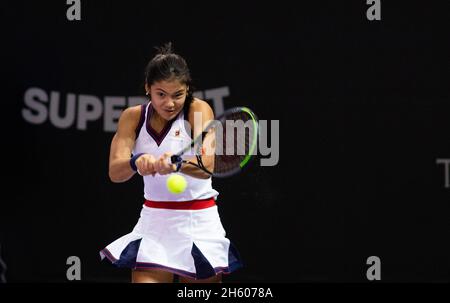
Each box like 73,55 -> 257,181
154,152 -> 177,175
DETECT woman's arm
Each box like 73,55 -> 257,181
178,99 -> 216,179
153,99 -> 215,179
108,106 -> 156,182
181,99 -> 215,179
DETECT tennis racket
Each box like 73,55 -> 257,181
171,106 -> 258,177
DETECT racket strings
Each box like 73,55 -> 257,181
212,111 -> 255,175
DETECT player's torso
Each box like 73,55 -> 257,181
133,103 -> 191,159
133,102 -> 219,201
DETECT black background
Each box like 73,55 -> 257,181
1,1 -> 449,283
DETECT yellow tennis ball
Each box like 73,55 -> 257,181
166,174 -> 187,194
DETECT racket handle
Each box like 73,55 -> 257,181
171,155 -> 183,164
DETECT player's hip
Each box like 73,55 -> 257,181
133,201 -> 225,237
143,177 -> 218,201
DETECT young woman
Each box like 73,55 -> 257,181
100,43 -> 242,283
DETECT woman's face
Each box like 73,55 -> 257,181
146,79 -> 188,121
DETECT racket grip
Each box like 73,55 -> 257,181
171,155 -> 183,164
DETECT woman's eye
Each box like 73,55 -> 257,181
158,92 -> 165,97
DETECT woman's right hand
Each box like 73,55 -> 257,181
135,154 -> 157,176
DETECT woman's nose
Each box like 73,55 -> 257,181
166,99 -> 175,107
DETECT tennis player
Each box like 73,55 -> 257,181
100,43 -> 242,283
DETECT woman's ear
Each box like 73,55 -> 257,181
145,84 -> 151,96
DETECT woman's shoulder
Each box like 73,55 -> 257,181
117,104 -> 146,131
122,104 -> 145,120
189,98 -> 213,112
186,98 -> 214,124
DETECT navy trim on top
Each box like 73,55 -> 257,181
146,104 -> 179,146
134,104 -> 147,139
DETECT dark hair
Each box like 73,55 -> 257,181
145,42 -> 194,108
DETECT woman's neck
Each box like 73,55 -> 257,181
150,107 -> 168,133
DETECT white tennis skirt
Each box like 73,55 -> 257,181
100,199 -> 243,280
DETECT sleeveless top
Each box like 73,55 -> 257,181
132,102 -> 219,202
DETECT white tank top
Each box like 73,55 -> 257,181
132,102 -> 219,202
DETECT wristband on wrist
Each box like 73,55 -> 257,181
130,153 -> 145,172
